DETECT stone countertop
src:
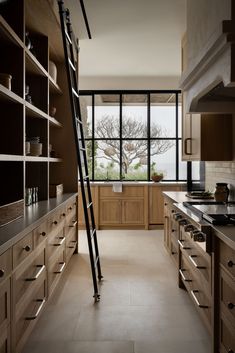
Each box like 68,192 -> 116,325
163,191 -> 235,251
0,193 -> 77,255
90,182 -> 187,186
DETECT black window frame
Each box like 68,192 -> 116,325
79,89 -> 195,182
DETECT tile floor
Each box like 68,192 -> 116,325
22,230 -> 211,353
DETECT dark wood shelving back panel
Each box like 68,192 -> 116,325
26,117 -> 48,157
0,161 -> 23,205
0,0 -> 24,41
25,75 -> 48,113
26,161 -> 48,201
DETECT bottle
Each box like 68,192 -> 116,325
25,188 -> 32,206
214,183 -> 229,203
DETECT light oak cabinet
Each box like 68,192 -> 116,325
0,279 -> 11,353
182,113 -> 232,161
149,186 -> 181,225
99,199 -> 121,225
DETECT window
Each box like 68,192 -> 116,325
80,91 -> 199,182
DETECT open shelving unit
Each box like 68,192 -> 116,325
0,0 -> 78,224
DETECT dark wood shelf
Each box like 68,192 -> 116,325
48,116 -> 62,128
25,48 -> 48,77
49,76 -> 62,94
0,154 -> 24,161
25,101 -> 48,120
0,15 -> 24,48
0,84 -> 24,104
49,157 -> 62,162
25,156 -> 49,162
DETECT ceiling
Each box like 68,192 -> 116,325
69,0 -> 186,78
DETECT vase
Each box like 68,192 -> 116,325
214,183 -> 229,202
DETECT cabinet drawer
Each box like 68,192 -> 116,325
99,186 -> 144,198
33,220 -> 48,249
170,238 -> 179,265
220,313 -> 235,353
65,227 -> 77,262
66,199 -> 77,220
0,279 -> 10,331
48,247 -> 65,295
220,241 -> 235,278
0,326 -> 10,353
180,254 -> 194,289
13,250 -> 46,306
0,249 -> 12,284
47,228 -> 65,258
47,208 -> 66,235
15,280 -> 46,351
13,232 -> 33,269
220,269 -> 235,325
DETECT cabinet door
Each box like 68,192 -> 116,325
150,186 -> 181,224
190,113 -> 201,160
122,199 -> 144,224
99,200 -> 121,225
182,113 -> 191,160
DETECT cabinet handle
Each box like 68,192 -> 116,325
25,265 -> 45,281
189,255 -> 206,269
184,138 -> 192,155
69,221 -> 77,227
62,213 -> 66,217
40,231 -> 46,237
227,260 -> 235,267
54,262 -> 66,274
25,298 -> 46,320
0,269 -> 5,278
53,237 -> 65,246
23,245 -> 31,252
171,251 -> 177,255
69,206 -> 72,210
53,220 -> 58,225
178,239 -> 191,250
179,269 -> 192,282
227,302 -> 235,310
190,290 -> 208,308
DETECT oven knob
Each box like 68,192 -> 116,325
179,218 -> 188,226
184,224 -> 194,232
193,231 -> 205,242
173,213 -> 182,221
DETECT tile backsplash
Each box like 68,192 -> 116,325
206,162 -> 235,201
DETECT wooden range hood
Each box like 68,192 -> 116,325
180,15 -> 235,114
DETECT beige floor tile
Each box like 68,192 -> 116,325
65,340 -> 134,353
134,339 -> 211,353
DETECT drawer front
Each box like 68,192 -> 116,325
13,232 -> 33,269
220,241 -> 235,278
99,186 -> 144,198
0,326 -> 10,353
48,247 -> 66,294
170,239 -> 179,265
0,249 -> 12,285
33,220 -> 48,249
220,269 -> 235,324
13,250 -> 46,306
220,313 -> 235,353
15,280 -> 46,350
180,254 -> 194,290
66,198 -> 77,222
65,227 -> 77,262
47,228 -> 65,258
47,207 -> 66,235
0,279 -> 10,331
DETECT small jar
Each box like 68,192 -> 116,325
214,183 -> 229,202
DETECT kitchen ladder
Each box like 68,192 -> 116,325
57,0 -> 103,302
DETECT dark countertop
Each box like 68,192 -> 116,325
163,191 -> 235,251
0,193 -> 77,255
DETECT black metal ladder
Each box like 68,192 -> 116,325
57,0 -> 103,302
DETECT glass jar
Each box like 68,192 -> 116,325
214,183 -> 229,202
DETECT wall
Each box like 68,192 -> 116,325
79,76 -> 180,91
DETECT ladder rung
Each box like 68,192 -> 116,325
95,256 -> 99,267
80,147 -> 86,151
76,117 -> 83,125
90,229 -> 96,239
65,30 -> 72,44
69,58 -> 76,71
84,175 -> 89,180
72,88 -> 79,98
87,202 -> 93,209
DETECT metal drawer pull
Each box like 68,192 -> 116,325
40,231 -> 46,237
25,298 -> 46,320
23,245 -> 31,252
53,237 -> 65,246
69,240 -> 77,248
227,260 -> 235,267
184,138 -> 192,155
54,262 -> 66,274
190,290 -> 208,308
227,302 -> 235,310
0,269 -> 5,278
62,213 -> 66,217
189,255 -> 206,269
178,239 -> 191,250
25,265 -> 45,281
69,221 -> 77,227
179,269 -> 192,282
53,220 -> 58,225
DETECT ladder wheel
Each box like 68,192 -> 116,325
93,293 -> 100,302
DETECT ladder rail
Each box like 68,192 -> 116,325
57,0 -> 102,301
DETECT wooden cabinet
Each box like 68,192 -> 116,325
0,0 -> 78,227
98,185 -> 147,229
182,113 -> 232,161
0,279 -> 11,353
150,185 -> 181,225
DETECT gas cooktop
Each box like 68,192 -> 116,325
183,201 -> 235,225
